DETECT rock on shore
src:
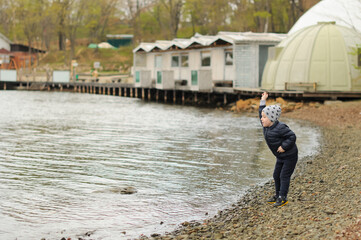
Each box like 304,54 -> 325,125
140,100 -> 361,240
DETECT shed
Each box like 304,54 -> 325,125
1,34 -> 47,70
9,44 -> 46,70
261,22 -> 361,92
106,34 -> 133,48
10,44 -> 46,54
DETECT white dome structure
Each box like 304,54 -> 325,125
289,0 -> 361,35
262,22 -> 361,92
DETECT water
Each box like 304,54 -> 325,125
0,91 -> 320,240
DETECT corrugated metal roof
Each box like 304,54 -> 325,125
218,31 -> 287,43
133,32 -> 286,53
191,34 -> 219,45
154,40 -> 173,50
171,38 -> 196,48
133,43 -> 157,52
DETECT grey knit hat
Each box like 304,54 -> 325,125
263,105 -> 281,122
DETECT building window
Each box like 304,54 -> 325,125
135,53 -> 146,67
171,56 -> 179,67
155,55 -> 162,68
181,55 -> 189,67
0,55 -> 10,64
201,52 -> 211,67
157,71 -> 162,84
191,70 -> 198,85
135,71 -> 140,83
225,50 -> 233,66
172,54 -> 189,67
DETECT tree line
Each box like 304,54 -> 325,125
0,0 -> 320,58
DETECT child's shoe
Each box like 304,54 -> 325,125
274,196 -> 288,207
267,195 -> 278,204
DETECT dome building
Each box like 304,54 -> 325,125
261,22 -> 361,92
289,0 -> 361,35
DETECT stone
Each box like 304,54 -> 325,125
119,186 -> 137,194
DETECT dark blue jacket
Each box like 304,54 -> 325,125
259,104 -> 298,160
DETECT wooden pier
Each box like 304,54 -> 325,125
1,81 -> 361,105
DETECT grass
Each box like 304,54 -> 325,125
38,45 -> 134,74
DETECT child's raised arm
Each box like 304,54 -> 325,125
261,92 -> 268,101
259,92 -> 268,120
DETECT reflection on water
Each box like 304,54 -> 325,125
0,91 -> 320,239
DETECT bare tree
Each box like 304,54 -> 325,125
52,0 -> 71,51
0,0 -> 14,40
17,0 -> 42,53
66,0 -> 87,62
85,0 -> 118,42
160,0 -> 183,38
126,0 -> 155,43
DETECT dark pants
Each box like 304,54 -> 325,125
273,157 -> 298,197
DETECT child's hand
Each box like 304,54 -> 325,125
261,92 -> 268,101
277,146 -> 285,153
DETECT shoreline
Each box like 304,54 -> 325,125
140,100 -> 361,239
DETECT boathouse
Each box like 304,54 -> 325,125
132,32 -> 286,91
261,22 -> 361,92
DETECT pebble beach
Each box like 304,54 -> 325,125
140,100 -> 361,240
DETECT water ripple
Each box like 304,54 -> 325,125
0,91 -> 320,240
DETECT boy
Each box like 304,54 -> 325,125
259,92 -> 298,207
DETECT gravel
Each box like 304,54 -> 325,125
139,100 -> 361,240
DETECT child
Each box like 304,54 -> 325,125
259,92 -> 298,207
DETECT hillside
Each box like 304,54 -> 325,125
37,45 -> 134,75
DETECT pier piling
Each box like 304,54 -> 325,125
2,80 -> 360,107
